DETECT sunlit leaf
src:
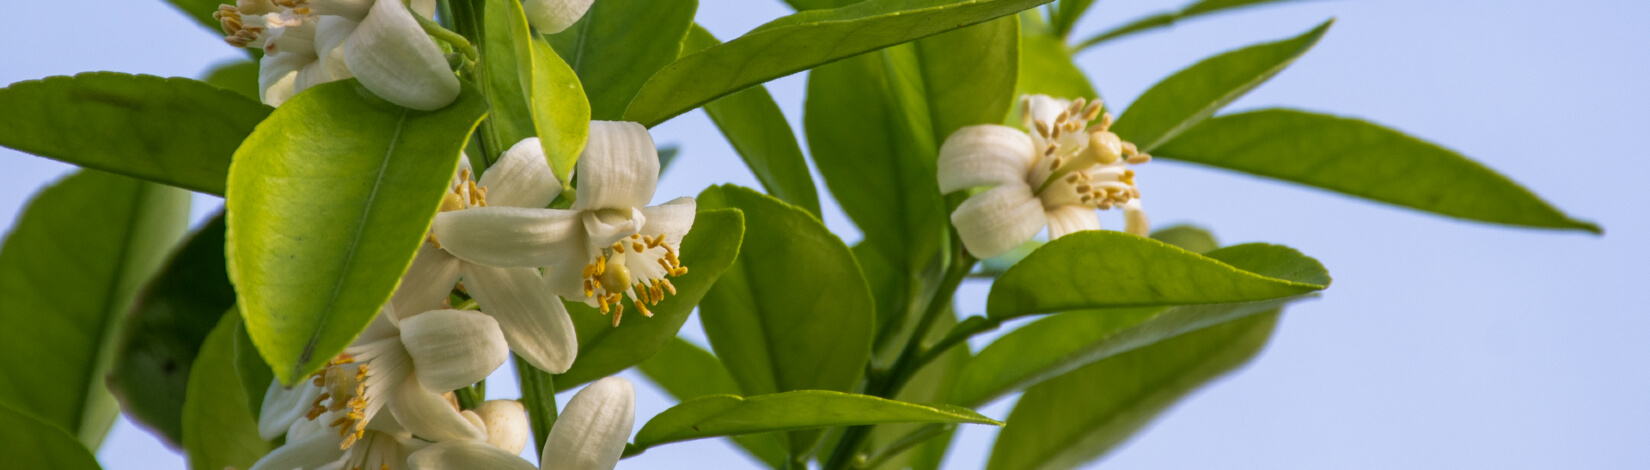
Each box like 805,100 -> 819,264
628,391 -> 1000,454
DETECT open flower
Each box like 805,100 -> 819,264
937,94 -> 1153,258
250,407 -> 431,470
407,377 -> 636,470
256,307 -> 507,450
392,138 -> 580,374
523,0 -> 596,34
432,122 -> 696,327
214,0 -> 459,110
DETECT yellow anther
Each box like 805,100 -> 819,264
662,278 -> 677,295
1034,120 -> 1051,137
635,301 -> 651,318
632,242 -> 645,252
631,233 -> 641,240
612,241 -> 625,254
597,295 -> 610,314
612,303 -> 625,327
583,280 -> 595,298
582,264 -> 596,279
647,236 -> 663,248
595,255 -> 606,275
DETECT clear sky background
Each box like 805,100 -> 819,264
2,0 -> 1646,468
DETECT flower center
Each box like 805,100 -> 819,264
305,354 -> 371,449
1023,96 -> 1152,211
580,233 -> 687,327
429,169 -> 487,249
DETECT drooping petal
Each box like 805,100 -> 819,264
522,0 -> 595,34
344,0 -> 461,111
573,121 -> 659,212
950,184 -> 1046,259
1123,199 -> 1150,236
392,243 -> 463,317
248,433 -> 347,470
581,208 -> 645,255
475,400 -> 530,455
313,16 -> 358,80
1045,204 -> 1100,240
408,441 -> 539,470
639,197 -> 695,246
480,138 -> 563,209
542,377 -> 635,470
432,206 -> 587,268
257,380 -> 323,440
387,375 -> 487,442
937,125 -> 1037,194
257,51 -> 309,106
461,264 -> 579,373
309,0 -> 374,21
399,309 -> 509,392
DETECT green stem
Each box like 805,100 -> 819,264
447,0 -> 499,167
454,385 -> 481,410
515,354 -> 559,455
413,7 -> 477,62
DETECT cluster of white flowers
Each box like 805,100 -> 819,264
251,123 -> 680,470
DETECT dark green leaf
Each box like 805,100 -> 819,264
638,337 -> 787,468
986,231 -> 1328,319
629,391 -> 1001,453
0,170 -> 190,448
548,0 -> 697,120
624,0 -> 1055,126
915,16 -> 1020,145
1154,109 -> 1601,233
685,25 -> 823,217
1110,20 -> 1331,152
552,209 -> 745,388
0,73 -> 271,195
1049,0 -> 1097,38
108,215 -> 236,447
1015,11 -> 1097,102
202,60 -> 261,101
226,80 -> 488,385
159,0 -> 225,33
656,145 -> 680,177
986,312 -> 1281,470
182,313 -> 271,470
866,312 -> 970,470
695,185 -> 875,454
0,401 -> 102,470
233,319 -> 274,421
1075,0 -> 1309,50
783,0 -> 863,10
477,0 -> 540,165
1149,225 -> 1219,254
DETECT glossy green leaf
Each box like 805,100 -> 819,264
182,313 -> 271,470
696,185 -> 875,454
0,402 -> 102,470
552,209 -> 744,388
1110,20 -> 1331,152
916,16 -> 1020,144
476,0 -> 539,165
954,243 -> 1320,407
0,73 -> 271,195
202,60 -> 260,101
865,312 -> 970,470
548,0 -> 697,120
685,25 -> 823,217
638,338 -> 787,468
629,391 -> 1001,453
624,0 -> 1055,126
986,311 -> 1281,470
986,231 -> 1328,319
0,170 -> 190,448
107,215 -> 236,447
226,80 -> 488,385
1075,0 -> 1307,51
530,39 -> 592,185
1154,109 -> 1601,232
1015,11 -> 1096,102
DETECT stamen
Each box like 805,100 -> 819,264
1127,153 -> 1152,165
1034,120 -> 1051,138
661,279 -> 677,295
612,241 -> 625,254
632,241 -> 644,252
1082,101 -> 1103,121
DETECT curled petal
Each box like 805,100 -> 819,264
400,309 -> 509,392
937,125 -> 1037,193
522,0 -> 596,34
257,51 -> 309,106
639,197 -> 695,247
408,440 -> 538,470
392,243 -> 461,318
1045,205 -> 1100,240
950,184 -> 1046,259
543,377 -> 635,470
581,207 -> 645,255
248,432 -> 346,470
344,0 -> 460,110
573,121 -> 659,212
257,379 -> 322,440
388,375 -> 486,442
461,264 -> 579,374
1123,199 -> 1150,236
474,400 -> 529,455
480,138 -> 563,209
310,0 -> 374,21
432,206 -> 586,268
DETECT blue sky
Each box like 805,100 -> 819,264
2,0 -> 1646,468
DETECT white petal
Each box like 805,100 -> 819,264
542,377 -> 635,470
1045,205 -> 1100,240
573,121 -> 659,212
344,0 -> 460,111
314,16 -> 358,80
461,264 -> 579,373
409,441 -> 538,470
411,0 -> 437,17
581,208 -> 645,255
393,243 -> 462,317
356,307 -> 401,344
937,125 -> 1037,193
388,375 -> 487,442
258,51 -> 308,107
1022,94 -> 1071,128
461,410 -> 487,436
432,206 -> 587,268
1123,199 -> 1150,236
249,433 -> 346,470
475,400 -> 530,455
522,0 -> 595,34
257,380 -> 322,440
310,0 -> 374,21
950,183 -> 1046,259
400,309 -> 510,392
480,138 -> 563,208
639,197 -> 695,246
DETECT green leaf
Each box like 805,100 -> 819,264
1075,0 -> 1308,51
552,209 -> 745,388
227,80 -> 488,385
0,170 -> 190,448
953,242 -> 1321,407
476,0 -> 592,183
623,0 -> 1055,126
202,60 -> 261,101
1154,109 -> 1601,233
695,185 -> 875,455
548,0 -> 697,121
865,312 -> 971,470
0,73 -> 272,195
986,311 -> 1281,470
529,39 -> 593,185
107,215 -> 236,447
629,391 -> 1001,453
915,16 -> 1020,145
1110,20 -> 1331,152
1015,11 -> 1096,102
233,319 -> 274,421
783,0 -> 863,10
0,402 -> 103,470
986,231 -> 1328,319
182,313 -> 272,470
159,0 -> 224,33
685,25 -> 823,217
1149,225 -> 1219,254
1049,0 -> 1097,38
638,338 -> 788,468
